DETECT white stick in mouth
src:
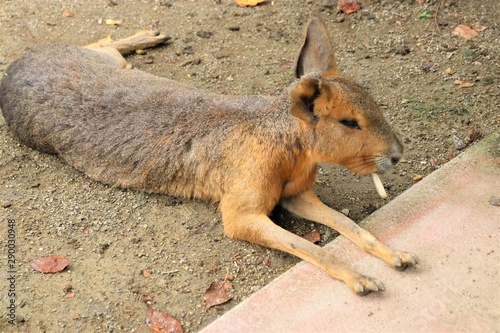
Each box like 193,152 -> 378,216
371,173 -> 387,199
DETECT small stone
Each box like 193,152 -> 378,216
452,134 -> 466,150
63,284 -> 73,293
196,30 -> 213,39
159,0 -> 172,6
489,196 -> 500,207
321,0 -> 336,9
393,46 -> 410,56
227,26 -> 240,31
341,208 -> 350,216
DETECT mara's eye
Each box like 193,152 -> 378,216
339,119 -> 361,130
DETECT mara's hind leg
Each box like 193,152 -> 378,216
85,30 -> 170,69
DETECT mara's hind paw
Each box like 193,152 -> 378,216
112,30 -> 171,54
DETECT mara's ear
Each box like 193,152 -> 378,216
294,13 -> 338,78
289,76 -> 332,125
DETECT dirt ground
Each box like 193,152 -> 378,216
0,0 -> 498,332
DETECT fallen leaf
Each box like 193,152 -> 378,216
452,25 -> 478,39
146,307 -> 184,333
105,19 -> 122,26
30,255 -> 70,273
468,128 -> 483,143
454,79 -> 474,88
62,9 -> 74,17
303,231 -> 321,244
422,61 -> 437,72
96,34 -> 114,45
412,174 -> 423,182
338,0 -> 361,14
234,0 -> 266,7
203,280 -> 232,311
472,22 -> 487,32
263,256 -> 271,266
443,67 -> 453,75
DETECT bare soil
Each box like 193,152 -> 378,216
0,0 -> 498,332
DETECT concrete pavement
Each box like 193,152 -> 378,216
201,132 -> 500,333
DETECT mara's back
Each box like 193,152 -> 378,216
0,45 -> 276,201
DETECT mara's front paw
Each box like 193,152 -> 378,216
347,274 -> 386,296
389,251 -> 418,271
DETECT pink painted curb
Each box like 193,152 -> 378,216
201,132 -> 500,333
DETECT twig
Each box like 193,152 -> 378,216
434,0 -> 442,34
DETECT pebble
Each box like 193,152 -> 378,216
452,134 -> 466,150
321,0 -> 336,9
489,196 -> 500,207
341,209 -> 350,216
196,30 -> 213,39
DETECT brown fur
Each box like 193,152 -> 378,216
0,16 -> 416,295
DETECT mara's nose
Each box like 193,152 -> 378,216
390,155 -> 401,165
390,139 -> 403,166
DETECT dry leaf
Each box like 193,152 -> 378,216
422,61 -> 437,72
303,231 -> 321,244
452,25 -> 478,39
454,79 -> 474,88
203,280 -> 232,311
146,307 -> 184,333
472,22 -> 487,32
105,19 -> 122,26
96,35 -> 114,44
62,9 -> 74,17
234,0 -> 266,7
263,256 -> 271,266
338,0 -> 361,14
30,255 -> 70,273
443,67 -> 453,75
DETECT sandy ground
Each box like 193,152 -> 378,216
0,0 -> 498,332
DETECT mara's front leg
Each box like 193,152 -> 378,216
281,190 -> 418,271
220,202 -> 385,295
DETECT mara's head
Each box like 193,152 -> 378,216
290,13 -> 402,176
